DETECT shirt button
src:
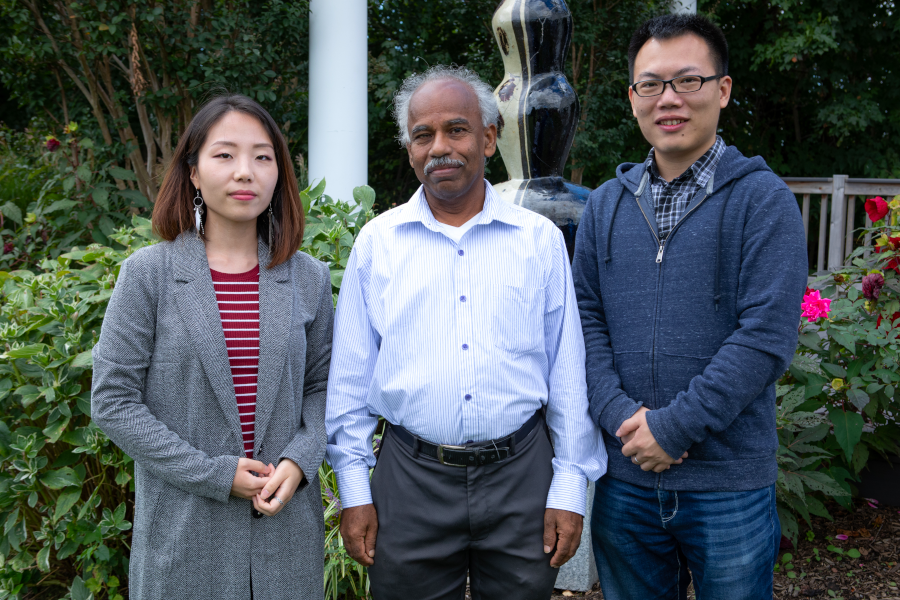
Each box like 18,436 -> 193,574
462,344 -> 469,350
458,249 -> 464,256
460,295 -> 466,302
464,394 -> 472,401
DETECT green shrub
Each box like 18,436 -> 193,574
0,125 -> 152,273
775,197 -> 900,545
0,181 -> 374,599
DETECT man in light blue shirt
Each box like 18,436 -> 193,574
325,64 -> 605,600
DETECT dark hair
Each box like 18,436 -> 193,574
152,94 -> 304,268
627,14 -> 729,83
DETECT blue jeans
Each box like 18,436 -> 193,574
591,476 -> 779,600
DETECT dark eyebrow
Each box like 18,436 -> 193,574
410,125 -> 431,135
446,118 -> 470,127
637,66 -> 704,80
209,140 -> 274,150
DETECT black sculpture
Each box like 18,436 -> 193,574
492,0 -> 591,260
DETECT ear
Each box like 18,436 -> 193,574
718,75 -> 733,109
407,144 -> 414,169
628,86 -> 639,119
483,123 -> 497,158
189,165 -> 200,191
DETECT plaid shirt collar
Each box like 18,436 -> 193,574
645,136 -> 725,190
643,136 -> 725,240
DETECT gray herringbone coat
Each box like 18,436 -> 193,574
91,233 -> 332,599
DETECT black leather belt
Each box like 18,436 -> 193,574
388,410 -> 543,467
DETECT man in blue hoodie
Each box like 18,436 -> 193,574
572,13 -> 807,599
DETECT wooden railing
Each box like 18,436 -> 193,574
781,176 -> 900,272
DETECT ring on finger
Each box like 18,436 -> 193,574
273,496 -> 285,507
631,456 -> 642,465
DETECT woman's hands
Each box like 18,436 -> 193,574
253,458 -> 305,517
230,458 -> 274,499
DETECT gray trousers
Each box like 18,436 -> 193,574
367,420 -> 558,600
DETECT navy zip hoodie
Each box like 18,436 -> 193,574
572,145 -> 807,491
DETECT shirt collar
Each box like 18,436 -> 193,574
393,180 -> 521,229
645,136 -> 725,185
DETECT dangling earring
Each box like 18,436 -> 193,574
193,189 -> 205,236
268,203 -> 274,248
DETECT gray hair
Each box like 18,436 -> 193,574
392,65 -> 500,146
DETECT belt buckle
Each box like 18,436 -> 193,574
437,444 -> 467,467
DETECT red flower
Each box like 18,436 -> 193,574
862,273 -> 885,301
877,311 -> 900,329
2,241 -> 13,254
874,237 -> 900,274
865,196 -> 889,222
45,137 -> 60,152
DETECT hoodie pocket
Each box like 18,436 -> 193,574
492,284 -> 543,355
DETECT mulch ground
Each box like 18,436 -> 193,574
548,502 -> 900,600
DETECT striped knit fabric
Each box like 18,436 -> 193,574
210,265 -> 260,458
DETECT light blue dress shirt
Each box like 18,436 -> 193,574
325,182 -> 607,515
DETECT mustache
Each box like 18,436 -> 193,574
424,156 -> 465,175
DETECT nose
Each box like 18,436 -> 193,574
233,157 -> 253,182
430,130 -> 452,157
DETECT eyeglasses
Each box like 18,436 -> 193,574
630,74 -> 722,97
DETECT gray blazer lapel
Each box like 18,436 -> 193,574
253,240 -> 292,456
171,233 -> 244,444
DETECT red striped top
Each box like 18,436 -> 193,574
211,265 -> 260,458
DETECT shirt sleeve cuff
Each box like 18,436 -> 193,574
545,472 -> 588,516
335,468 -> 373,508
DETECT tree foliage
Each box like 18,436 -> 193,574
705,0 -> 900,178
0,0 -> 311,201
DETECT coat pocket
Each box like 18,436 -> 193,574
491,284 -> 543,355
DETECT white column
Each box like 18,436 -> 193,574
670,0 -> 697,14
309,0 -> 368,204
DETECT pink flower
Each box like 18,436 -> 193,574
45,137 -> 60,152
862,273 -> 885,301
835,534 -> 849,540
866,498 -> 879,509
801,289 -> 831,322
2,241 -> 13,254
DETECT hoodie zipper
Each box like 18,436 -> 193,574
634,182 -> 714,488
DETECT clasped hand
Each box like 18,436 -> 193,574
230,457 -> 305,516
617,407 -> 688,473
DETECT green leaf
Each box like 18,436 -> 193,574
40,467 -> 83,490
0,201 -> 23,225
92,188 -> 110,210
119,188 -> 150,207
108,166 -> 137,181
43,416 -> 70,444
309,178 -> 326,200
798,470 -> 852,497
846,388 -> 870,411
830,331 -> 857,354
828,408 -> 865,464
779,386 -> 806,412
352,185 -> 376,211
70,576 -> 93,600
36,545 -> 50,572
820,362 -> 847,378
329,268 -> 344,290
5,344 -> 47,359
71,350 -> 93,368
847,548 -> 861,559
76,165 -> 92,183
44,199 -> 78,214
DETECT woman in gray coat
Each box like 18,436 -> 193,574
91,95 -> 332,599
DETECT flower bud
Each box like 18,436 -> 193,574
862,272 -> 885,301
